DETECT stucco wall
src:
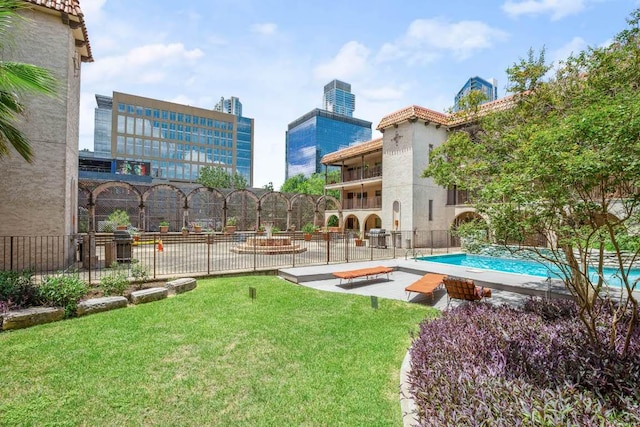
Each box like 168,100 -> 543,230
380,121 -> 449,232
0,9 -> 80,237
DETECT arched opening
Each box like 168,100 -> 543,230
392,200 -> 400,230
363,214 -> 382,234
451,211 -> 488,249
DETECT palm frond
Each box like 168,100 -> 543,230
0,115 -> 32,161
0,62 -> 57,96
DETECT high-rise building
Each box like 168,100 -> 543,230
286,109 -> 371,179
323,79 -> 355,117
454,76 -> 498,111
214,96 -> 242,116
93,92 -> 254,185
286,80 -> 370,179
94,94 -> 112,158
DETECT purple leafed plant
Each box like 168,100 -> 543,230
408,298 -> 640,426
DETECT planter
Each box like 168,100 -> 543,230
303,233 -> 312,241
182,229 -> 189,236
194,225 -> 202,233
160,226 -> 169,233
225,226 -> 236,234
116,225 -> 128,231
355,239 -> 365,247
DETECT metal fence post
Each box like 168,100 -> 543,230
207,237 -> 211,275
153,234 -> 157,279
431,230 -> 434,255
88,234 -> 92,284
326,234 -> 330,265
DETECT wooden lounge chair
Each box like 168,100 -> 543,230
442,275 -> 492,307
405,273 -> 446,302
332,266 -> 393,287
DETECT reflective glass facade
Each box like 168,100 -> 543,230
323,79 -> 355,117
454,76 -> 498,111
214,96 -> 242,116
286,109 -> 371,178
95,92 -> 254,185
94,95 -> 112,158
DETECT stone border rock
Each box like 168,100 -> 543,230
77,296 -> 128,317
1,278 -> 199,331
129,287 -> 168,304
165,278 -> 197,294
1,307 -> 65,331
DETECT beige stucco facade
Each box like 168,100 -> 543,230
321,105 -> 480,244
0,5 -> 89,237
0,2 -> 91,270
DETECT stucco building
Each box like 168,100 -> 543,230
0,0 -> 92,238
321,98 -> 512,246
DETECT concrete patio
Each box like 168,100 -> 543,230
279,256 -> 572,310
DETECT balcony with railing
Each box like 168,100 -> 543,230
447,187 -> 472,205
341,196 -> 382,210
342,165 -> 382,182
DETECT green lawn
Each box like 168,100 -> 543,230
0,276 -> 435,426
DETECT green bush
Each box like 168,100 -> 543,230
108,209 -> 130,227
100,263 -> 129,296
130,259 -> 148,289
37,275 -> 89,318
0,270 -> 38,310
302,223 -> 316,233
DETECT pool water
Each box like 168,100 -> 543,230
417,253 -> 640,288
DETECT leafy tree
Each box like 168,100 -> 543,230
0,0 -> 57,162
280,171 -> 340,198
197,166 -> 247,189
424,11 -> 640,355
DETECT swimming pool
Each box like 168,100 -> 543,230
416,253 -> 640,288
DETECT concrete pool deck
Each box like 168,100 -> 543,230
279,255 -> 572,311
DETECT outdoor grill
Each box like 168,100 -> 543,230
106,230 -> 133,264
367,228 -> 388,249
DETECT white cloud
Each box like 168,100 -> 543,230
376,18 -> 508,63
551,36 -> 587,63
79,0 -> 107,20
313,41 -> 370,81
360,85 -> 406,101
83,43 -> 204,84
251,23 -> 278,35
502,0 -> 588,20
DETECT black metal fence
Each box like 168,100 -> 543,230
0,230 -> 459,283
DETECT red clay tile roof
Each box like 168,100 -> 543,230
376,95 -> 518,130
324,96 -> 519,161
376,105 -> 449,130
321,137 -> 383,164
22,0 -> 93,62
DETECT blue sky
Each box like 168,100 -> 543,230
79,0 -> 638,188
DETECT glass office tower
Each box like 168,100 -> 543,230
214,96 -> 243,117
285,109 -> 371,178
94,92 -> 254,185
453,76 -> 498,111
94,94 -> 113,158
323,79 -> 355,117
